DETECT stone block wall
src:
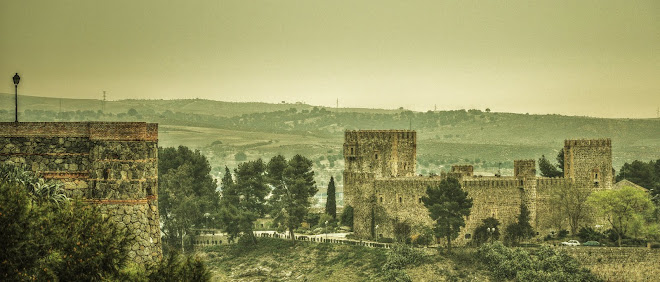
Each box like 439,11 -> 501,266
0,122 -> 161,264
344,130 -> 416,178
564,139 -> 613,189
343,131 -> 615,245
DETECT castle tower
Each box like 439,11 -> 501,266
514,159 -> 536,179
514,159 -> 538,227
563,139 -> 613,189
0,122 -> 162,263
343,130 -> 416,238
343,130 -> 416,178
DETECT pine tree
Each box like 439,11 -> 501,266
539,154 -> 562,177
422,177 -> 473,252
325,176 -> 337,219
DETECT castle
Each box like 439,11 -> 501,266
0,122 -> 162,263
343,130 -> 613,242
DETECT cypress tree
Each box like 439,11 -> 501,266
325,176 -> 337,219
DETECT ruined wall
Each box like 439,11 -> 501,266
564,139 -> 613,189
0,122 -> 161,264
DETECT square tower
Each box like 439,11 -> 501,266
563,139 -> 613,189
344,130 -> 416,178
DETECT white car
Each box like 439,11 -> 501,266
561,240 -> 580,246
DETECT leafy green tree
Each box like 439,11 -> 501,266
219,159 -> 269,244
549,182 -> 592,235
421,177 -> 473,251
539,154 -> 562,177
325,176 -> 337,219
267,155 -> 317,242
340,205 -> 354,229
587,186 -> 655,246
158,146 -> 220,252
473,217 -> 501,245
616,159 -> 660,195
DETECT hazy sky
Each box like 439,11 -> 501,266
1,1 -> 658,118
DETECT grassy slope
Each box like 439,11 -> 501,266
201,238 -> 490,281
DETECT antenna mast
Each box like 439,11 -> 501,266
102,91 -> 107,112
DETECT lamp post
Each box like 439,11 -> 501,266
487,227 -> 496,243
13,73 -> 20,122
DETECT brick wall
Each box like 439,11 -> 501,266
0,122 -> 162,264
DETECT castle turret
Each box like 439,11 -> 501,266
563,139 -> 613,189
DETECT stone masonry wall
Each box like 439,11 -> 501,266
344,130 -> 416,178
0,122 -> 161,264
343,131 -> 614,245
564,139 -> 613,189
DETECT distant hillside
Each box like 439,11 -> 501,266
1,93 -> 658,194
0,93 -> 396,117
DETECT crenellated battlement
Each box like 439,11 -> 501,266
343,130 -> 614,242
564,138 -> 611,147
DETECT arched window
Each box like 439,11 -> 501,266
399,197 -> 402,203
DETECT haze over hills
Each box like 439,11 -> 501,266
2,93 -> 659,203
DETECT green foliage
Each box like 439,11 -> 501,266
577,227 -> 605,242
219,159 -> 269,244
340,205 -> 354,229
393,221 -> 412,243
381,244 -> 426,282
477,242 -> 599,281
158,146 -> 219,252
234,151 -> 247,161
617,159 -> 660,198
147,251 -> 211,282
539,154 -> 563,177
421,177 -> 473,251
556,148 -> 565,173
588,186 -> 655,246
267,154 -> 318,241
504,203 -> 535,246
325,176 -> 337,219
0,178 -> 129,281
549,182 -> 593,234
411,226 -> 435,246
472,217 -> 501,246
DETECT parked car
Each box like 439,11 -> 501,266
582,241 -> 600,246
561,240 -> 580,246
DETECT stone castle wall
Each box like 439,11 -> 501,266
344,129 -> 614,243
0,122 -> 161,264
564,138 -> 613,189
344,130 -> 416,178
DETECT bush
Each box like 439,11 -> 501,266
411,227 -> 435,246
340,205 -> 354,229
557,229 -> 569,239
476,242 -> 599,281
383,244 -> 425,269
147,251 -> 211,282
578,227 -> 605,242
377,237 -> 395,243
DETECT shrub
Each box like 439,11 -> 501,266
476,242 -> 599,281
578,227 -> 605,242
147,251 -> 211,282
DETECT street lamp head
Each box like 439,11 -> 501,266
13,73 -> 20,85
